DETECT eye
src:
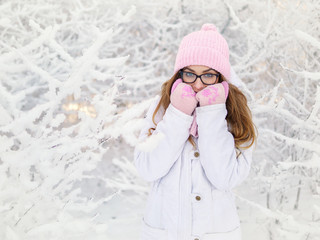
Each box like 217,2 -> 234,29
204,73 -> 214,77
185,72 -> 194,77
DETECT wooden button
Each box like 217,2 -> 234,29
195,195 -> 201,201
194,152 -> 200,157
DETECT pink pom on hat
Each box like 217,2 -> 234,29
173,23 -> 231,81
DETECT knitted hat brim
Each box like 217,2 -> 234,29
174,46 -> 231,81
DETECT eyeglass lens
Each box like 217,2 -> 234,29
180,71 -> 218,85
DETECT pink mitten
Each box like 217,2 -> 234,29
170,78 -> 198,115
171,78 -> 183,94
196,81 -> 229,106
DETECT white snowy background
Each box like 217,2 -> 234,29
0,0 -> 319,239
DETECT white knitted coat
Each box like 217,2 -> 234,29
134,96 -> 253,240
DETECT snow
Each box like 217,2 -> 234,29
0,0 -> 319,239
136,131 -> 166,152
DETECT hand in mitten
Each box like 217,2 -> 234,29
170,78 -> 198,115
196,81 -> 229,106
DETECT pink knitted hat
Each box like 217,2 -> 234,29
173,23 -> 231,81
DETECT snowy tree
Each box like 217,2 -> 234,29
0,0 -> 319,239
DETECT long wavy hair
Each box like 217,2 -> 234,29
147,69 -> 257,152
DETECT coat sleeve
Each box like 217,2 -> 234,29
196,103 -> 254,191
134,97 -> 194,182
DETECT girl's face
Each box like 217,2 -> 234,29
181,65 -> 219,93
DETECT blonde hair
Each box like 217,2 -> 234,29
148,70 -> 257,151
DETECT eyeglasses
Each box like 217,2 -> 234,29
179,70 -> 220,85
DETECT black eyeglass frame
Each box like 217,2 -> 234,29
179,70 -> 220,85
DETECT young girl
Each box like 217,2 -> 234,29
134,23 -> 256,240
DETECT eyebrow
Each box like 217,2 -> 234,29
184,67 -> 217,73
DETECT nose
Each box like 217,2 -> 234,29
192,77 -> 205,92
